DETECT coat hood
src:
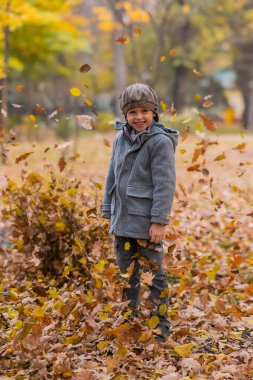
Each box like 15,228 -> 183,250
115,120 -> 180,152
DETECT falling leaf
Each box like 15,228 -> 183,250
202,101 -> 214,108
115,36 -> 128,44
214,153 -> 226,161
29,114 -> 36,122
134,28 -> 142,35
201,168 -> 209,176
160,55 -> 166,62
58,156 -> 67,171
194,95 -> 202,101
16,85 -> 25,92
232,143 -> 246,152
124,242 -> 131,250
182,3 -> 191,13
148,315 -> 160,329
70,87 -> 81,96
11,103 -> 23,108
174,342 -> 195,357
200,113 -> 217,131
76,115 -> 95,130
84,98 -> 93,106
159,304 -> 167,315
1,108 -> 7,117
36,104 -> 46,114
193,69 -> 203,77
181,126 -> 190,142
103,138 -> 111,147
15,151 -> 34,164
169,49 -> 176,56
56,142 -> 73,150
79,63 -> 91,73
160,100 -> 167,111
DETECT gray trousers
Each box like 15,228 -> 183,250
114,235 -> 171,335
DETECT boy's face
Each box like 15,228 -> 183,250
126,107 -> 155,133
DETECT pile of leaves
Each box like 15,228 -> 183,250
0,133 -> 253,379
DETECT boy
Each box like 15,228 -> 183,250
100,83 -> 179,342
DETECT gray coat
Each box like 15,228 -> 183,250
100,120 -> 179,239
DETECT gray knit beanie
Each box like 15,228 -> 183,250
119,83 -> 159,122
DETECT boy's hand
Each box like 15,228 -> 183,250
149,223 -> 166,243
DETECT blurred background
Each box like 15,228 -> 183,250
1,0 -> 253,148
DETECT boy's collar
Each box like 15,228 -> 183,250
115,120 -> 156,132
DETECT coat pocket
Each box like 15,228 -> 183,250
109,183 -> 116,214
126,186 -> 153,217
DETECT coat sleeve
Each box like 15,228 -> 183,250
150,137 -> 176,225
100,136 -> 117,219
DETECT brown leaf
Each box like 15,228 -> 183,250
58,156 -> 67,172
16,85 -> 25,92
103,138 -> 111,147
79,63 -> 91,73
214,153 -> 226,161
15,151 -> 34,164
187,163 -> 201,172
202,101 -> 214,108
193,69 -> 203,77
200,113 -> 217,132
232,143 -> 246,152
115,36 -> 128,44
181,126 -> 190,142
36,104 -> 46,115
32,285 -> 47,297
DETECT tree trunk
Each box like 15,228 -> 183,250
0,0 -> 11,164
172,65 -> 189,111
234,42 -> 253,129
112,29 -> 127,119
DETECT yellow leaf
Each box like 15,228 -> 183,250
138,330 -> 152,342
174,342 -> 195,357
160,100 -> 167,111
123,310 -> 132,318
120,273 -> 129,278
7,309 -> 19,319
29,114 -> 36,122
180,149 -> 186,154
160,55 -> 166,62
33,305 -> 46,319
169,113 -> 177,122
117,345 -> 128,356
70,87 -> 81,96
85,290 -> 93,303
94,276 -> 103,289
94,260 -> 106,272
48,289 -> 58,298
62,372 -> 72,379
55,222 -> 66,232
134,27 -> 142,35
124,242 -> 131,250
14,320 -> 23,330
63,335 -> 81,345
9,289 -> 19,300
84,98 -> 92,106
148,315 -> 160,329
80,258 -> 87,265
103,304 -> 112,312
97,341 -> 108,349
159,304 -> 167,316
182,4 -> 191,13
214,153 -> 226,161
99,312 -> 108,320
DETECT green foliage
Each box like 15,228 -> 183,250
1,170 -> 108,277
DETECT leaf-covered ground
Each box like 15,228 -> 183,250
0,132 -> 253,380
